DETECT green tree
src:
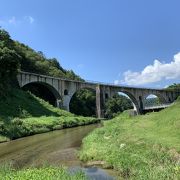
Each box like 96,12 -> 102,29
0,47 -> 20,96
0,28 -> 14,48
70,89 -> 96,117
104,94 -> 133,118
144,97 -> 160,107
167,83 -> 180,90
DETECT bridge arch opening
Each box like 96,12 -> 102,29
144,93 -> 167,109
22,82 -> 62,107
69,88 -> 96,117
144,94 -> 160,108
104,91 -> 137,118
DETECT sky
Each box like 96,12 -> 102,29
0,0 -> 180,88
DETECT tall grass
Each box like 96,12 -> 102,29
80,100 -> 180,179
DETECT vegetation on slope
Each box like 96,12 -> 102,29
167,83 -> 180,90
0,88 -> 99,143
80,98 -> 180,179
0,28 -> 82,81
0,166 -> 86,180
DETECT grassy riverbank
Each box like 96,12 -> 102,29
80,98 -> 180,179
0,166 -> 86,180
0,89 -> 99,143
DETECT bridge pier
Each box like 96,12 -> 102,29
138,96 -> 144,114
56,99 -> 62,108
96,85 -> 105,118
62,95 -> 72,111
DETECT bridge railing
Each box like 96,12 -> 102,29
86,80 -> 166,90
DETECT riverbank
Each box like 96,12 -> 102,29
0,166 -> 86,180
0,124 -> 116,179
79,98 -> 180,179
0,89 -> 100,143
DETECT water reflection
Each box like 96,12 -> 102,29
69,166 -> 115,180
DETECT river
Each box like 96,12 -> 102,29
0,124 -> 116,179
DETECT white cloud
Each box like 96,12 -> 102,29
114,80 -> 119,85
146,94 -> 157,99
119,52 -> 180,85
8,16 -> 17,25
0,16 -> 34,26
0,16 -> 19,25
24,16 -> 34,24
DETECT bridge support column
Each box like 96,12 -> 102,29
138,96 -> 144,114
56,99 -> 62,108
62,95 -> 71,111
96,85 -> 105,118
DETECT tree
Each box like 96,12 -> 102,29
0,28 -> 14,48
0,47 -> 20,96
104,94 -> 133,118
69,89 -> 96,117
144,97 -> 160,107
167,83 -> 180,90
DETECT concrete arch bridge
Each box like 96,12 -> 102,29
17,72 -> 180,118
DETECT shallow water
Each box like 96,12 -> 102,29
0,124 -> 116,179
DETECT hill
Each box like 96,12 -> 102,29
80,98 -> 180,179
0,28 -> 82,82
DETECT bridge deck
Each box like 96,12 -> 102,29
19,71 -> 177,92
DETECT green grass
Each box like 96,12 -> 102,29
0,88 -> 73,119
0,165 -> 86,180
79,100 -> 180,179
0,135 -> 9,142
0,89 -> 99,142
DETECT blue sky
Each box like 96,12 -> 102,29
0,0 -> 180,88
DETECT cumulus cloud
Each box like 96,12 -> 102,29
117,52 -> 180,86
114,80 -> 119,85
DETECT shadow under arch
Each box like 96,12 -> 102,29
22,82 -> 62,107
69,87 -> 96,117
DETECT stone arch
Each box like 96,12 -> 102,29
69,87 -> 96,116
22,82 -> 62,107
71,87 -> 96,97
143,92 -> 167,106
112,90 -> 140,114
